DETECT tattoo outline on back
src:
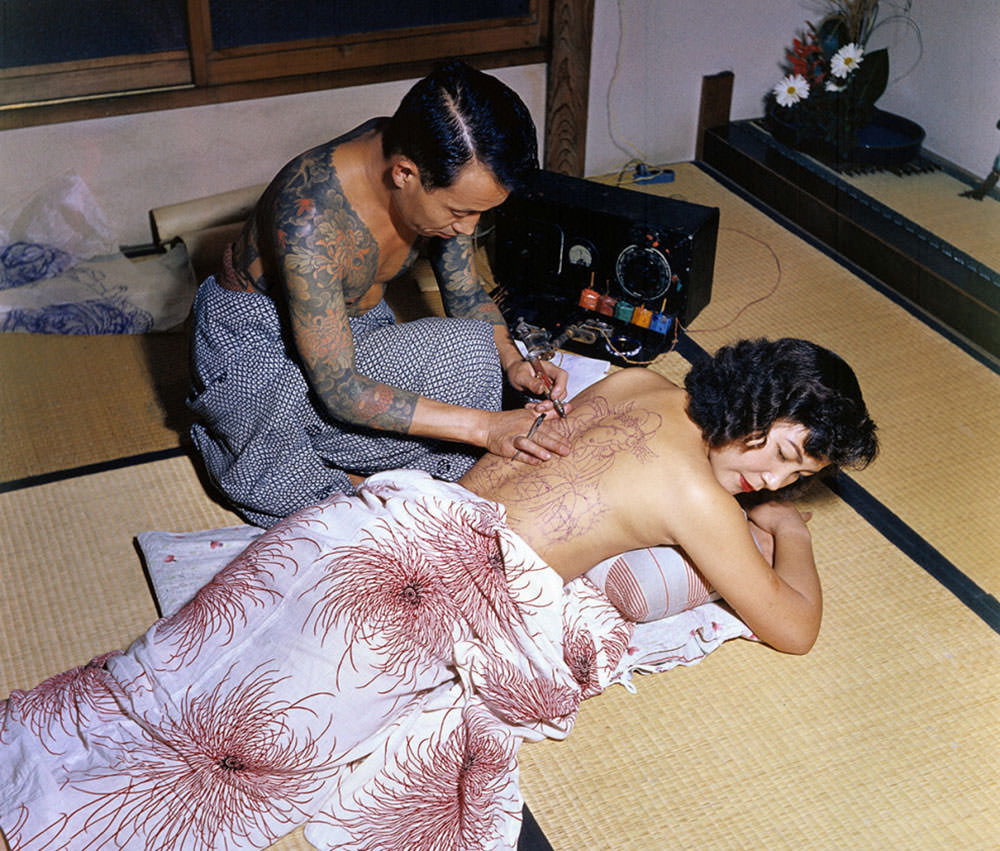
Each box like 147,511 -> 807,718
497,394 -> 662,542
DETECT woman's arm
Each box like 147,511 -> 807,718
673,490 -> 822,654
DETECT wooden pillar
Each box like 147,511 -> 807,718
543,0 -> 595,176
695,70 -> 734,161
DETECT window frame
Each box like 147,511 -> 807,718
0,0 -> 550,130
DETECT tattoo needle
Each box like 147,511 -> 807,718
526,355 -> 567,418
511,412 -> 548,464
526,412 -> 547,440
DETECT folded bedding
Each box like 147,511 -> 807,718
0,470 -> 748,850
0,173 -> 197,333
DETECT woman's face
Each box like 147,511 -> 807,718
708,420 -> 828,495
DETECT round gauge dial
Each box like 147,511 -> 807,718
615,244 -> 672,302
567,241 -> 596,268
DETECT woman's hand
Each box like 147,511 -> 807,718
747,500 -> 812,538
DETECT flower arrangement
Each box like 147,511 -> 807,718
765,1 -> 892,160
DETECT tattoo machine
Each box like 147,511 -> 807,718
513,318 -> 566,418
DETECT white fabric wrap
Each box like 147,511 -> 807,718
1,471 -> 675,850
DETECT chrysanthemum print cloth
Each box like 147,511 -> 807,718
0,471 -> 750,849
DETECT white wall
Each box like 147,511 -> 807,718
585,0 -> 805,175
0,65 -> 547,247
3,0 -> 997,247
874,0 -> 999,174
584,0 -> 999,177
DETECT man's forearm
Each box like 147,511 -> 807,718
493,323 -> 525,374
311,368 -> 420,434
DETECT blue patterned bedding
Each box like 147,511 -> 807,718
1,174 -> 196,334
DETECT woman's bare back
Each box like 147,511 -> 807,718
461,368 -> 712,580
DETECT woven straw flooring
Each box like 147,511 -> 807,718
2,162 -> 997,850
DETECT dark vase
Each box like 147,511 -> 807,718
766,107 -> 925,167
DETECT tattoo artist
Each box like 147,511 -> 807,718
187,60 -> 570,527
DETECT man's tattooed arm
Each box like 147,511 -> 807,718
428,234 -> 505,324
274,163 -> 419,434
428,235 -> 525,375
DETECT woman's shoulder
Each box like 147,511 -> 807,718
573,366 -> 677,401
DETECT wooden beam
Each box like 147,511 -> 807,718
695,70 -> 734,161
543,0 -> 594,176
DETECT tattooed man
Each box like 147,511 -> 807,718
463,338 -> 879,654
187,61 -> 570,527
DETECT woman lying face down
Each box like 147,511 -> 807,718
462,336 -> 878,656
0,338 -> 875,851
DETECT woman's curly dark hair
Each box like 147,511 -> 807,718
685,338 -> 879,471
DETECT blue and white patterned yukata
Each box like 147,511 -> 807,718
188,275 -> 502,527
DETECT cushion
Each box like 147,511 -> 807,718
586,546 -> 718,622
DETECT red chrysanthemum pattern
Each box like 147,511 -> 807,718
1,651 -> 123,754
331,706 -> 519,850
0,474 -> 696,850
152,526 -> 311,668
474,655 -> 580,729
394,498 -> 544,642
563,623 -> 602,698
562,582 -> 635,698
16,664 -> 335,850
302,517 -> 466,689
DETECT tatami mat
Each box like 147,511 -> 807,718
0,454 -> 238,690
2,162 -> 997,850
0,331 -> 191,483
5,454 -> 993,848
510,165 -> 1000,849
518,493 -> 1000,849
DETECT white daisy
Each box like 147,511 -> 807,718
825,79 -> 846,92
831,43 -> 864,78
772,74 -> 810,107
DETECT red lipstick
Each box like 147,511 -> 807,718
739,474 -> 754,493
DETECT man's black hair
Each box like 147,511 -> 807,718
685,337 -> 879,471
382,59 -> 539,191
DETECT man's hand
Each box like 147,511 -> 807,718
484,408 -> 571,464
505,358 -> 571,415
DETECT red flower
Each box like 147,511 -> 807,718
25,664 -> 336,850
785,26 -> 827,85
398,498 -> 544,642
563,624 -> 602,698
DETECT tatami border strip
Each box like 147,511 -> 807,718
0,447 -> 188,495
825,473 -> 1000,633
